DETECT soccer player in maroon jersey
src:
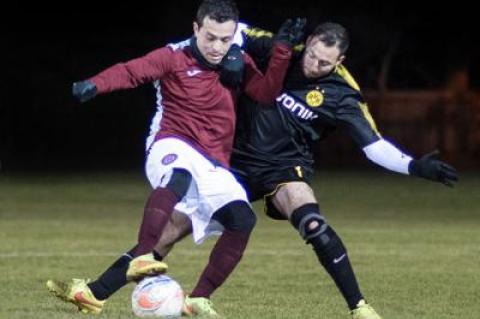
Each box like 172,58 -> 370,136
46,1 -> 305,317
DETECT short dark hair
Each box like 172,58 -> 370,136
196,0 -> 239,27
311,22 -> 349,55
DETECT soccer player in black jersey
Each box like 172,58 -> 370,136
155,22 -> 458,319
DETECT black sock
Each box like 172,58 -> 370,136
88,247 -> 136,300
310,232 -> 363,310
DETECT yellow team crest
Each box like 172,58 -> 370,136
306,90 -> 324,107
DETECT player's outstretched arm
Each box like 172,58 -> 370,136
408,150 -> 458,187
335,65 -> 458,187
72,47 -> 173,103
242,18 -> 306,104
362,140 -> 458,187
220,18 -> 305,92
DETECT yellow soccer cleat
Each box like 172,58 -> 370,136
183,296 -> 221,318
126,253 -> 168,281
351,299 -> 383,319
46,278 -> 105,314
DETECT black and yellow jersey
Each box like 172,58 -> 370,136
231,26 -> 381,178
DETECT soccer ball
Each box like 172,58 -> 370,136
132,275 -> 184,318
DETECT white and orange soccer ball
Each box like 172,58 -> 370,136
131,275 -> 184,318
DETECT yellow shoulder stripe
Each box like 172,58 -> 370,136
243,27 -> 274,38
335,64 -> 361,92
293,44 -> 305,53
358,102 -> 381,137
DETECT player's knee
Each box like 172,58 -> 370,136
166,168 -> 192,198
291,204 -> 346,260
290,203 -> 329,243
212,200 -> 257,234
237,205 -> 257,233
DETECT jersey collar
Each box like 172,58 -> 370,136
190,37 -> 219,71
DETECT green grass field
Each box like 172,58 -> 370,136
0,171 -> 479,319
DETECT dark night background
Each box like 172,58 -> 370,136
1,1 -> 478,172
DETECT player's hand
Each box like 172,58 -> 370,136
72,80 -> 97,103
219,44 -> 244,90
408,150 -> 458,187
274,17 -> 307,47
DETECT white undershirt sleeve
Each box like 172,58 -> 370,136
233,22 -> 249,47
362,139 -> 413,175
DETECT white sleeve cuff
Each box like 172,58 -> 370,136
362,139 -> 413,175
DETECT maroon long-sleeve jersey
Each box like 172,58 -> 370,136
90,41 -> 291,167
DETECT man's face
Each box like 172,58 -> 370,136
193,16 -> 237,65
302,36 -> 345,78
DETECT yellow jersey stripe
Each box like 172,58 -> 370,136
244,28 -> 274,38
335,64 -> 361,92
358,102 -> 381,137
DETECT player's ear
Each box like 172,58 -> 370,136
337,55 -> 346,65
305,35 -> 314,46
193,21 -> 200,36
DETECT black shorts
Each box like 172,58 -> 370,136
231,163 -> 313,220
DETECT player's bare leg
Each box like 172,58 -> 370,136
154,210 -> 193,257
271,181 -> 317,216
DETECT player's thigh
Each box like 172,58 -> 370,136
271,182 -> 317,219
165,210 -> 192,242
145,137 -> 201,189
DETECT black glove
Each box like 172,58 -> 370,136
219,44 -> 244,90
408,150 -> 459,187
274,17 -> 307,47
72,80 -> 97,103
